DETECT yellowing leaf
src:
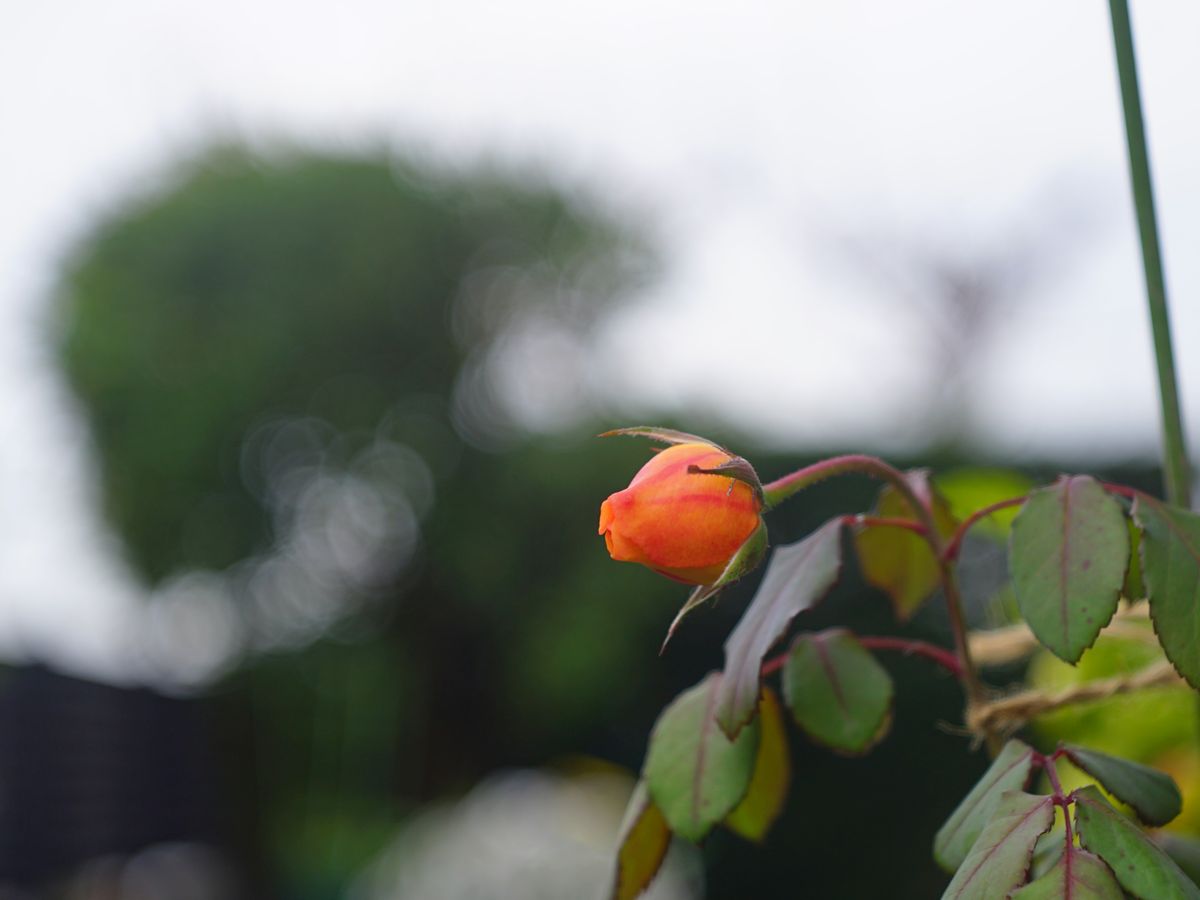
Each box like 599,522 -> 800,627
937,468 -> 1033,540
607,781 -> 671,900
855,470 -> 956,620
724,688 -> 791,842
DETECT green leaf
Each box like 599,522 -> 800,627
1009,475 -> 1129,663
599,426 -> 725,450
1073,785 -> 1200,899
941,791 -> 1055,899
1125,517 -> 1145,602
937,468 -> 1034,541
934,739 -> 1037,872
1061,743 -> 1182,826
607,782 -> 671,900
644,673 -> 760,842
724,687 -> 791,842
1029,827 -> 1066,881
781,629 -> 892,755
854,470 -> 956,620
1010,844 -> 1123,899
1133,497 -> 1200,689
660,521 -> 769,652
1161,835 -> 1200,887
715,518 -> 843,737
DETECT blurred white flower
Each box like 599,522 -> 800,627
349,769 -> 702,900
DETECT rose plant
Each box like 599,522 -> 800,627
601,428 -> 1200,899
598,5 -> 1200,896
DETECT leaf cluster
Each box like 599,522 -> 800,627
606,441 -> 1200,898
937,740 -> 1191,899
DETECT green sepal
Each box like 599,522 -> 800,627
660,520 -> 768,652
687,455 -> 764,505
599,426 -> 726,451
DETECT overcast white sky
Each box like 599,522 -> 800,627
3,0 -> 1199,683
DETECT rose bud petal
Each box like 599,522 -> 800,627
598,442 -> 764,585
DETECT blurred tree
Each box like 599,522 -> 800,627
57,144 -> 650,584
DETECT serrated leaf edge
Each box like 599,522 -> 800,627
782,630 -> 894,757
1009,475 -> 1127,665
1132,496 -> 1200,691
1061,742 -> 1183,827
933,740 -> 1036,872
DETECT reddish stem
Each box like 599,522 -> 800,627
860,636 -> 964,676
1038,752 -> 1075,857
760,635 -> 962,678
942,495 -> 1028,561
762,454 -> 927,513
761,455 -> 876,503
1046,758 -> 1075,864
1102,481 -> 1141,501
761,452 -> 990,746
1038,752 -> 1066,800
760,653 -> 788,678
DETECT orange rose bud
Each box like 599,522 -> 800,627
598,442 -> 763,585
